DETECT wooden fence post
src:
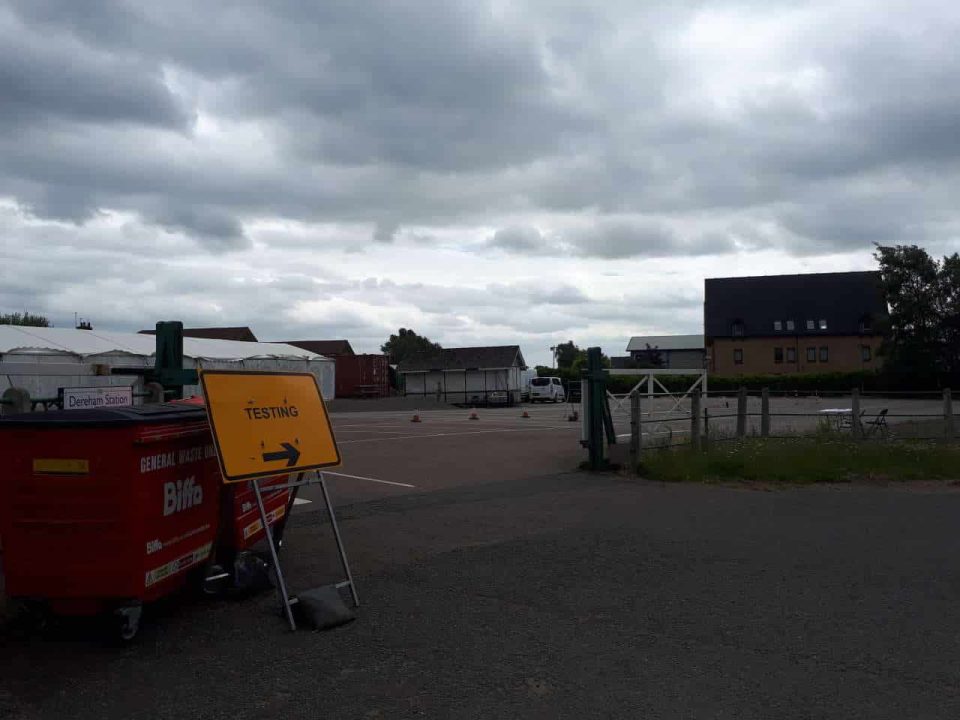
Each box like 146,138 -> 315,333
630,391 -> 641,467
945,388 -> 954,440
851,388 -> 861,439
703,407 -> 710,448
691,390 -> 702,451
736,387 -> 747,438
760,387 -> 770,437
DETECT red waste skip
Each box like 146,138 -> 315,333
0,404 -> 222,626
222,475 -> 290,553
173,396 -> 291,558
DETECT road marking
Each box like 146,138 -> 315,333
337,422 -> 570,433
322,471 -> 416,488
292,497 -> 312,506
337,426 -> 580,444
333,428 -> 415,435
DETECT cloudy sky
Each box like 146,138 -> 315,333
2,1 -> 958,366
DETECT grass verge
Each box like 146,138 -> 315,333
636,438 -> 960,483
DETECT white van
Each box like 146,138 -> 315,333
529,376 -> 566,403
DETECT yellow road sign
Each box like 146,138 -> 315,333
200,370 -> 340,483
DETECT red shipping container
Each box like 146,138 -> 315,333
334,354 -> 389,398
0,404 -> 221,617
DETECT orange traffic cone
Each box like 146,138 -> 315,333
521,409 -> 530,418
469,410 -> 479,420
411,412 -> 421,423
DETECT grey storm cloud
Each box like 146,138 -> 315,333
3,0 -> 960,359
487,226 -> 555,254
150,206 -> 250,251
0,17 -> 190,131
565,220 -> 735,259
3,0 -> 960,248
486,220 -> 734,259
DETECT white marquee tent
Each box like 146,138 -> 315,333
0,325 -> 336,402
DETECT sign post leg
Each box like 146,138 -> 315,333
252,478 -> 297,631
319,473 -> 360,608
271,471 -> 303,554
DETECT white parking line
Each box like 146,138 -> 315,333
335,422 -> 571,433
337,425 -> 580,444
322,471 -> 416,488
333,428 -> 412,435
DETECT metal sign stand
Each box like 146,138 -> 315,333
251,470 -> 359,631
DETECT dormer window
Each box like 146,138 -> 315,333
731,320 -> 745,337
773,320 -> 782,331
819,319 -> 828,330
859,315 -> 872,333
786,320 -> 795,331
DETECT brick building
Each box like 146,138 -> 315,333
705,271 -> 887,377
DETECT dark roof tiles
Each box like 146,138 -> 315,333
705,271 -> 887,338
399,346 -> 525,371
281,340 -> 355,356
139,326 -> 258,342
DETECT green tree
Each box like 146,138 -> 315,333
874,244 -> 960,375
634,343 -> 664,369
0,311 -> 50,327
938,252 -> 960,374
570,349 -> 610,373
553,341 -> 580,369
381,328 -> 442,365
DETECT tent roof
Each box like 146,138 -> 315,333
0,325 -> 330,362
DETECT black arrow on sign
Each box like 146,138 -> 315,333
262,442 -> 301,467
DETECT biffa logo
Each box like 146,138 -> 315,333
163,476 -> 203,516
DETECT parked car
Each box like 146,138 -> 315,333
519,368 -> 538,402
529,376 -> 566,403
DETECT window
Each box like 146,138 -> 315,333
531,378 -> 550,386
819,319 -> 828,330
774,347 -> 784,364
734,348 -> 744,365
786,320 -> 795,331
819,346 -> 829,362
773,320 -> 782,331
552,378 -> 562,385
861,345 -> 872,362
806,319 -> 815,330
807,347 -> 817,362
859,315 -> 872,333
732,321 -> 744,337
786,347 -> 796,363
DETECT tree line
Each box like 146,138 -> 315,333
0,311 -> 50,327
5,244 -> 957,388
874,244 -> 960,380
